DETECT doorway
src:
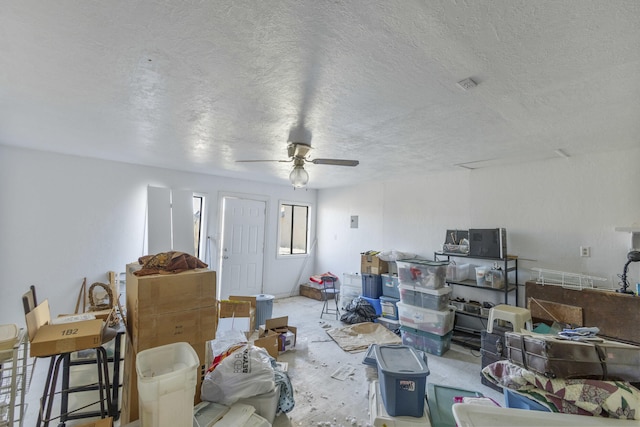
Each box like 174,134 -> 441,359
218,196 -> 267,300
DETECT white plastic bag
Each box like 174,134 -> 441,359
378,250 -> 417,262
201,344 -> 275,406
209,328 -> 248,360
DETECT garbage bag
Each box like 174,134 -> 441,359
201,344 -> 275,405
340,297 -> 378,324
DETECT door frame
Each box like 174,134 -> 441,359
216,191 -> 270,299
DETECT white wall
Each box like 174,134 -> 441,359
3,145 -> 639,326
317,148 -> 640,307
0,145 -> 317,325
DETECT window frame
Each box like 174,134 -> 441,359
276,200 -> 311,258
193,193 -> 206,260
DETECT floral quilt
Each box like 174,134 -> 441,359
482,360 -> 640,419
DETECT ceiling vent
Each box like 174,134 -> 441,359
457,78 -> 477,91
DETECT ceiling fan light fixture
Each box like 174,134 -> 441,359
289,164 -> 309,188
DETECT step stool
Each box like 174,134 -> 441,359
487,305 -> 532,333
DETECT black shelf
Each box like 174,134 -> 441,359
434,252 -> 518,306
445,279 -> 517,293
437,252 -> 518,262
451,329 -> 482,350
455,309 -> 488,320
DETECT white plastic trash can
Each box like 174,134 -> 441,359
255,294 -> 275,329
136,342 -> 199,427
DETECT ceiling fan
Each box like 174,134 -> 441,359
236,142 -> 359,188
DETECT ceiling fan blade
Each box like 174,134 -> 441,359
235,159 -> 292,163
310,158 -> 359,166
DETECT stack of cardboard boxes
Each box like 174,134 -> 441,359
120,265 -> 217,424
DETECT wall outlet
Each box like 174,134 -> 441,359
580,246 -> 590,257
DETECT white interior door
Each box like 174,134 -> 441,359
219,197 -> 266,300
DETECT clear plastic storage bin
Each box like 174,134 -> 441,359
400,326 -> 452,356
396,302 -> 455,335
342,272 -> 361,287
136,342 -> 199,427
340,283 -> 361,310
398,285 -> 452,311
446,263 -> 470,281
396,260 -> 448,290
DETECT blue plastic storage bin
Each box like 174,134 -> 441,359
360,295 -> 382,316
381,274 -> 400,299
374,345 -> 430,417
503,389 -> 550,412
379,295 -> 400,320
362,273 -> 383,298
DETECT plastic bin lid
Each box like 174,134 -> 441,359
193,401 -> 229,426
397,259 -> 449,267
374,345 -> 430,376
398,284 -> 452,296
255,294 -> 275,301
427,383 -> 483,427
362,344 -> 378,366
364,343 -> 429,368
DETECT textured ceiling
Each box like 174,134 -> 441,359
1,1 -> 639,188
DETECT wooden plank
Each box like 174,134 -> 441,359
525,281 -> 640,344
527,297 -> 583,326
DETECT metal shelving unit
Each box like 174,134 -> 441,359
435,252 -> 518,350
434,252 -> 518,305
0,329 -> 30,427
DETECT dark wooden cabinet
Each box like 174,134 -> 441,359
525,281 -> 640,345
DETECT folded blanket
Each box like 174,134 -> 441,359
134,251 -> 208,276
482,360 -> 640,419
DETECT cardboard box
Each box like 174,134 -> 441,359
299,283 -> 334,301
218,296 -> 256,337
258,316 -> 297,353
125,264 -> 216,317
25,300 -> 105,357
361,254 -> 389,274
75,417 -> 113,427
131,306 -> 217,351
254,332 -> 280,359
125,265 -> 217,351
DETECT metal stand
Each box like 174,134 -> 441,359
320,276 -> 340,319
0,329 -> 29,427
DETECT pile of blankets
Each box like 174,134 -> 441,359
483,360 -> 639,419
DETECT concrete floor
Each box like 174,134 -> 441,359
22,295 -> 503,426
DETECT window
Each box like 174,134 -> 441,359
279,203 -> 309,255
